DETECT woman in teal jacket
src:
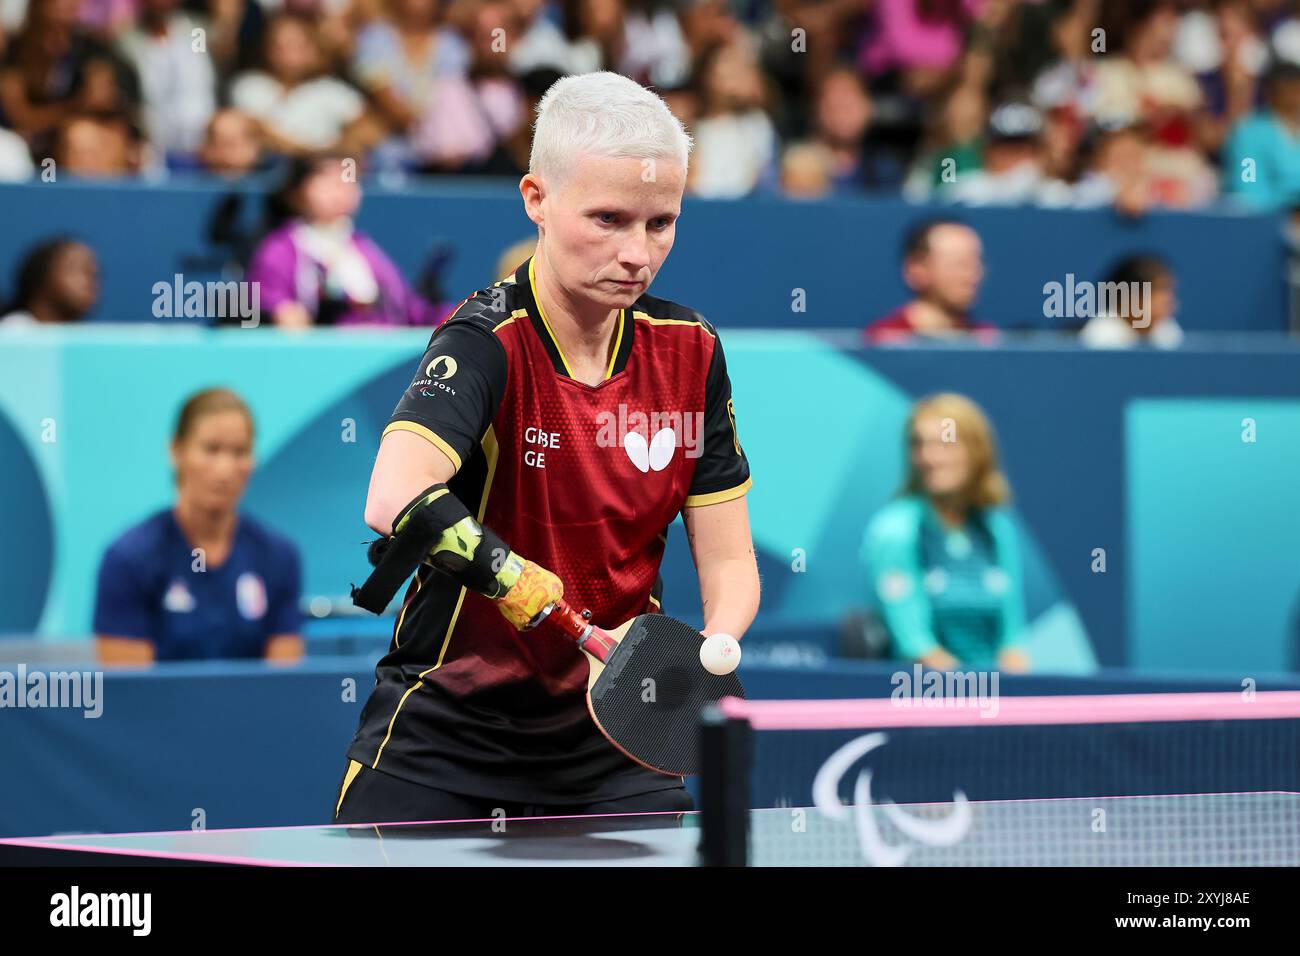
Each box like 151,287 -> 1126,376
862,393 -> 1030,672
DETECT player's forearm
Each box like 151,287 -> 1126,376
683,496 -> 758,638
697,556 -> 760,640
355,482 -> 560,629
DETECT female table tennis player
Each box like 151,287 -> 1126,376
335,72 -> 760,824
94,388 -> 304,664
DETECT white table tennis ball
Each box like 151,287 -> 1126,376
700,633 -> 741,675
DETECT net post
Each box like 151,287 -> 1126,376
698,701 -> 751,867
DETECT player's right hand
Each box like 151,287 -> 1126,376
496,559 -> 563,630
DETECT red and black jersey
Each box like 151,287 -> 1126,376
346,257 -> 751,803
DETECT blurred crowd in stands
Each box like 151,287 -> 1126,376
0,0 -> 1299,211
1,0 -> 1294,336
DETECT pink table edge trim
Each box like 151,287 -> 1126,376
0,808 -> 693,845
717,691 -> 1300,730
0,839 -> 339,867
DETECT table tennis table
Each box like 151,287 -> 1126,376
3,792 -> 1296,866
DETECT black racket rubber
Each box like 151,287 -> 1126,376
589,614 -> 745,776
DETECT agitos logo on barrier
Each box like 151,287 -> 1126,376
812,732 -> 972,867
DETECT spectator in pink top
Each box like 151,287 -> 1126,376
858,0 -> 980,96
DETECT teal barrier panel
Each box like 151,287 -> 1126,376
1128,400 -> 1300,674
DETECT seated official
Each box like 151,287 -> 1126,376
94,388 -> 303,664
861,393 -> 1030,672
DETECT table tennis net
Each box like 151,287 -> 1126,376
698,691 -> 1300,866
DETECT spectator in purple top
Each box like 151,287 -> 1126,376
1186,0 -> 1265,158
244,155 -> 441,328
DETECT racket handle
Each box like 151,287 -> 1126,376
534,599 -> 616,662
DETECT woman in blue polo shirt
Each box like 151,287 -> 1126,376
94,388 -> 303,664
862,393 -> 1030,672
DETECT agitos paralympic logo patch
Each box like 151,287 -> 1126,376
812,732 -> 973,866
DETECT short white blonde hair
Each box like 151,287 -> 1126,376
529,72 -> 693,186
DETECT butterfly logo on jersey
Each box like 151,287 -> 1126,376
596,405 -> 703,470
623,427 -> 676,473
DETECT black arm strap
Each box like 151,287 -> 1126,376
350,483 -> 510,614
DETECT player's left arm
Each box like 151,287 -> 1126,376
682,322 -> 758,639
684,497 -> 759,640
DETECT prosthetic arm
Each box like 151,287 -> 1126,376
351,483 -> 561,629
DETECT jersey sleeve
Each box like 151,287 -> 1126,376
684,330 -> 752,506
383,321 -> 508,472
92,543 -> 154,642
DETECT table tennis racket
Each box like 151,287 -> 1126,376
529,598 -> 745,777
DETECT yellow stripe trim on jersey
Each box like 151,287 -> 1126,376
372,662 -> 442,769
493,309 -> 528,333
684,477 -> 753,508
475,424 -> 501,519
528,258 -> 625,382
632,311 -> 716,336
335,759 -> 364,818
372,425 -> 501,772
382,421 -> 463,473
528,257 -> 577,378
391,566 -> 425,649
430,425 -> 500,670
605,310 -> 625,380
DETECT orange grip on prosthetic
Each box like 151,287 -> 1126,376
496,560 -> 564,630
